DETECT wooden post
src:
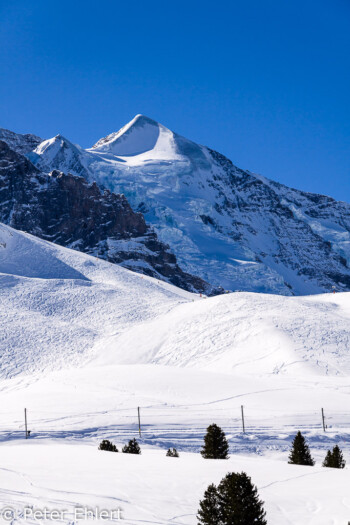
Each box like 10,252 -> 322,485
24,408 -> 28,439
241,405 -> 245,434
138,406 -> 141,438
321,408 -> 326,432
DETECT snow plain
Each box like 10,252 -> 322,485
2,444 -> 350,525
1,222 -> 350,524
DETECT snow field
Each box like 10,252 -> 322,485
0,444 -> 350,525
0,224 -> 193,378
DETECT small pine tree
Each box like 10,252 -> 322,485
323,449 -> 333,468
166,448 -> 179,457
197,484 -> 221,525
323,445 -> 345,469
122,438 -> 141,454
201,424 -> 229,459
288,431 -> 315,466
98,439 -> 118,452
332,445 -> 346,469
197,472 -> 267,525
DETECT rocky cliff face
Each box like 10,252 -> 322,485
0,140 -> 213,294
0,128 -> 42,155
204,148 -> 350,293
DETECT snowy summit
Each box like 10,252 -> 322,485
19,114 -> 350,296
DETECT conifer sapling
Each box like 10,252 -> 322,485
201,423 -> 229,459
197,484 -> 221,525
166,448 -> 179,457
98,439 -> 118,452
197,472 -> 267,525
323,445 -> 345,468
288,431 -> 315,466
122,438 -> 141,454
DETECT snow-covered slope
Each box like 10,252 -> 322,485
92,114 -> 165,156
0,222 -> 194,378
2,221 -> 350,380
28,115 -> 350,296
2,224 -> 350,523
2,444 -> 350,525
97,291 -> 350,377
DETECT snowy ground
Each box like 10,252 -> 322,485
1,223 -> 350,523
1,444 -> 350,525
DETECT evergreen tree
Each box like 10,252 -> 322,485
197,484 -> 222,525
98,439 -> 118,452
288,431 -> 315,466
166,448 -> 179,457
323,445 -> 345,468
332,445 -> 346,469
201,424 -> 229,459
122,438 -> 141,454
197,472 -> 267,525
323,450 -> 333,468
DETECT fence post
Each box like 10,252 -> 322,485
241,405 -> 246,433
321,408 -> 326,432
24,408 -> 28,439
138,407 -> 141,438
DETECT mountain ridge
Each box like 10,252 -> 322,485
2,116 -> 350,295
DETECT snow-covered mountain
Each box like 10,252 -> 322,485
0,140 -> 212,293
30,133 -> 93,178
24,114 -> 350,296
3,119 -> 350,524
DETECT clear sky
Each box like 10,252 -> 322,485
0,0 -> 349,201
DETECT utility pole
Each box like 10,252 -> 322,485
24,408 -> 28,439
321,408 -> 326,432
241,405 -> 245,434
137,407 -> 141,438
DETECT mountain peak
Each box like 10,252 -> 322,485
132,114 -> 159,126
91,114 -> 162,156
54,133 -> 67,141
33,134 -> 81,156
28,133 -> 90,178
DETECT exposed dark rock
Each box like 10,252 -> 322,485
0,128 -> 42,155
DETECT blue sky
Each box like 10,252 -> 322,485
0,0 -> 349,200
